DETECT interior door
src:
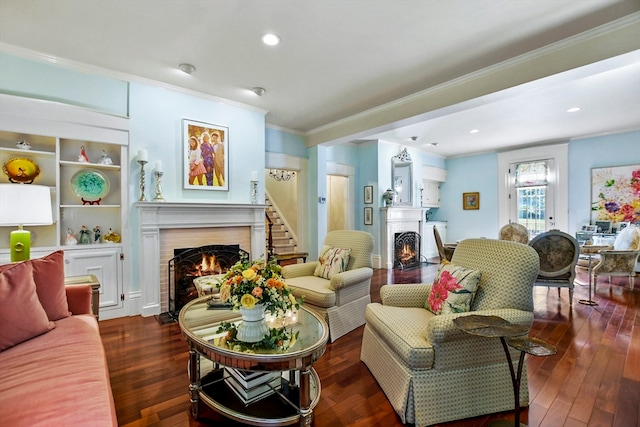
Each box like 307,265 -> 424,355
327,175 -> 348,232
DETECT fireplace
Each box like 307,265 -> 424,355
166,244 -> 248,320
394,231 -> 421,269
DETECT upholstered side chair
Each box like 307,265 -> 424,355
360,238 -> 540,426
499,223 -> 529,244
528,229 -> 580,304
281,230 -> 374,342
592,224 -> 640,290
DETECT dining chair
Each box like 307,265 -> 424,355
528,229 -> 580,304
433,225 -> 455,263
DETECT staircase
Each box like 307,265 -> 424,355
265,197 -> 297,255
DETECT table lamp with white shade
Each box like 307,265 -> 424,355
0,184 -> 53,262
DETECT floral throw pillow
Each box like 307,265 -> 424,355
313,245 -> 351,279
425,263 -> 482,315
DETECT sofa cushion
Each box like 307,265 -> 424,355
0,250 -> 70,320
426,263 -> 481,315
313,245 -> 351,279
285,275 -> 337,308
0,261 -> 55,352
365,303 -> 435,369
0,314 -> 117,426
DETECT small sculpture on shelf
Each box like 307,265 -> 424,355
97,150 -> 113,165
93,226 -> 102,243
65,228 -> 77,245
78,145 -> 90,163
79,225 -> 91,244
15,140 -> 31,150
383,188 -> 396,207
103,228 -> 121,243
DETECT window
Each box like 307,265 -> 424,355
513,160 -> 552,237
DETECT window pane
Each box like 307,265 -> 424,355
517,185 -> 546,236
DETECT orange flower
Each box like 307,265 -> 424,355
252,287 -> 263,298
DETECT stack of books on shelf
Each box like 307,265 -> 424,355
224,368 -> 282,405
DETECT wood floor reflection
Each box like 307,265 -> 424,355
100,263 -> 639,427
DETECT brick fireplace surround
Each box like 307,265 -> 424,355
136,202 -> 267,317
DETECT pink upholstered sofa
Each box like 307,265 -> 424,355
0,251 -> 117,427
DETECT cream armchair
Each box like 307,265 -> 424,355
281,230 -> 374,342
592,224 -> 640,290
360,238 -> 540,426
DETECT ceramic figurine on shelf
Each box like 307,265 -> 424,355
103,228 -> 121,243
78,145 -> 89,163
97,150 -> 113,165
93,226 -> 102,243
79,225 -> 91,244
65,228 -> 77,245
15,140 -> 31,150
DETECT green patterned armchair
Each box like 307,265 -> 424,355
360,238 -> 539,426
281,230 -> 374,342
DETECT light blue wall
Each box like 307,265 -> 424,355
265,127 -> 307,158
127,83 -> 266,292
440,153 -> 498,241
0,53 -> 128,116
568,131 -> 640,233
442,131 -> 640,242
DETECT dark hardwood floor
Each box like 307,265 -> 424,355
100,263 -> 640,427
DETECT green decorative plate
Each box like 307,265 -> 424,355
71,169 -> 110,204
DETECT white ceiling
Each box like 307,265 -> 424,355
0,0 -> 639,157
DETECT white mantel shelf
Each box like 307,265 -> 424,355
135,202 -> 267,317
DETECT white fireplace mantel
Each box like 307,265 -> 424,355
381,207 -> 424,269
136,202 -> 267,317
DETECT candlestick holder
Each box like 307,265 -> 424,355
153,171 -> 165,202
250,180 -> 258,204
138,160 -> 147,202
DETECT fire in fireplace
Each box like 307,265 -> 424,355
165,244 -> 249,320
394,231 -> 421,269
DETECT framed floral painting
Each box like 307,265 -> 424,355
591,164 -> 640,224
183,119 -> 229,191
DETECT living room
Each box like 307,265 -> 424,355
1,2 -> 639,426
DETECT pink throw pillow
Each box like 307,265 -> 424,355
0,261 -> 55,351
0,250 -> 70,321
30,250 -> 71,320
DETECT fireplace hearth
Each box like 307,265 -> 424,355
394,231 -> 421,270
161,244 -> 249,322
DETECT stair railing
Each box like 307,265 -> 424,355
265,212 -> 274,257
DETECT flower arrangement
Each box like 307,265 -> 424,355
216,253 -> 303,315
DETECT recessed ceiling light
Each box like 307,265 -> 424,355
470,129 -> 479,134
252,87 -> 266,96
261,33 -> 280,46
178,63 -> 196,74
410,136 -> 418,141
427,142 -> 438,147
567,107 -> 581,113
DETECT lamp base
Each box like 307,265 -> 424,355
10,228 -> 31,262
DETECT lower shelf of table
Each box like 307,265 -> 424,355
198,368 -> 320,426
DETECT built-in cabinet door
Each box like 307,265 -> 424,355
422,181 -> 440,207
64,247 -> 123,318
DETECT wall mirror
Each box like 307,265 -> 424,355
391,148 -> 413,206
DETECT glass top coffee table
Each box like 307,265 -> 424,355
179,296 -> 329,426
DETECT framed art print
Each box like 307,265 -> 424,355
183,119 -> 229,191
364,207 -> 373,225
591,164 -> 640,224
364,185 -> 373,204
463,192 -> 479,210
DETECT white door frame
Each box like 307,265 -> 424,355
498,143 -> 569,233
